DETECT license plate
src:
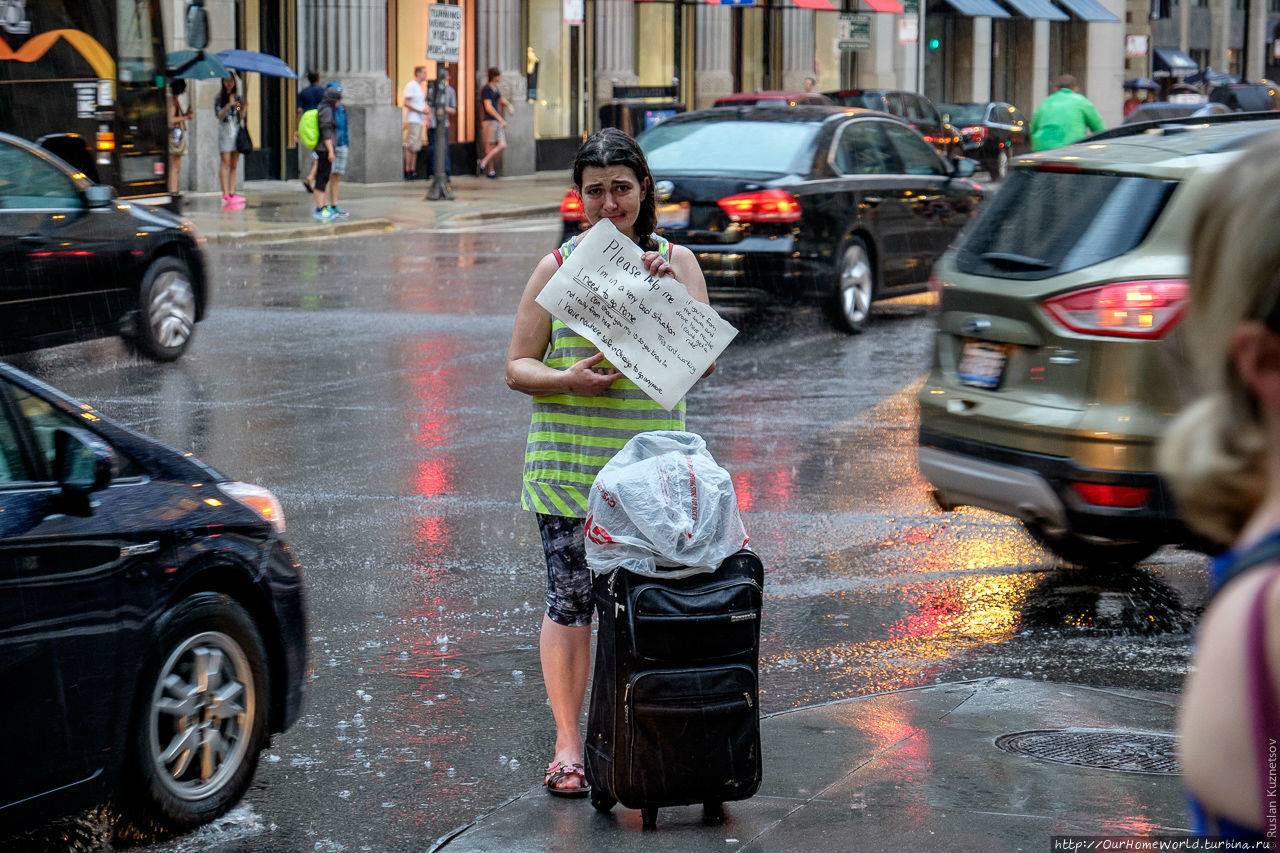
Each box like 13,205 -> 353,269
656,202 -> 689,230
957,339 -> 1008,389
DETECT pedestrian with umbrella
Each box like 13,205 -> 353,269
166,50 -> 231,196
1124,77 -> 1159,118
214,73 -> 248,207
211,50 -> 298,208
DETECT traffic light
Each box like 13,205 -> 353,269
928,37 -> 941,50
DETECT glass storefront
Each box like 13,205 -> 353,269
394,0 -> 473,144
527,0 -> 584,139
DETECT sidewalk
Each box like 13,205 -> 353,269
430,678 -> 1187,853
180,170 -> 572,244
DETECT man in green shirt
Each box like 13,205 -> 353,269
1030,75 -> 1105,152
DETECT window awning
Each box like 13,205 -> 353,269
936,0 -> 1012,17
1051,0 -> 1120,21
790,0 -> 837,8
999,0 -> 1069,19
862,0 -> 906,12
1152,47 -> 1199,78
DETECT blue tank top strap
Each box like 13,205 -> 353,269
1212,527 -> 1280,592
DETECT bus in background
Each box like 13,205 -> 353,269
0,0 -> 208,205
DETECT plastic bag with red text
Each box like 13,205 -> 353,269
585,431 -> 749,579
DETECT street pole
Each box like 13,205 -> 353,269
426,71 -> 453,202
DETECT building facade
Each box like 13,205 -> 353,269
163,0 -> 1274,193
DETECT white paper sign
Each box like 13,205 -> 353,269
536,220 -> 738,411
426,4 -> 462,63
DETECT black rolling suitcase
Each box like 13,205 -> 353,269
584,549 -> 764,829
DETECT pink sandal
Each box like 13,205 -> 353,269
544,760 -> 590,798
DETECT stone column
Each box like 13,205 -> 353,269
476,0 -> 534,175
1179,0 -> 1191,54
1245,0 -> 1267,80
1209,0 -> 1230,71
694,5 -> 734,109
780,10 -> 816,91
302,0 -> 401,183
595,0 -> 638,110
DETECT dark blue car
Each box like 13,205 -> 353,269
0,362 -> 308,838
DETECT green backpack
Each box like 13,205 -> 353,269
298,108 -> 319,149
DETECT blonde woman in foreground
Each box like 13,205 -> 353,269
1163,130 -> 1280,839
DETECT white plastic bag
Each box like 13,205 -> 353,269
585,431 -> 748,578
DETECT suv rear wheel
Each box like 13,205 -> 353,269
1024,522 -> 1160,569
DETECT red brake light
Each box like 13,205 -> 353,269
960,125 -> 987,141
560,190 -> 585,221
1041,280 -> 1189,339
1033,162 -> 1081,173
717,189 -> 801,223
1070,482 -> 1152,508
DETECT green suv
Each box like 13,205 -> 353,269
917,114 -> 1280,566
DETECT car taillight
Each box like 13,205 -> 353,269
961,125 -> 987,141
560,190 -> 585,221
1070,482 -> 1152,508
1041,280 -> 1189,339
717,189 -> 801,222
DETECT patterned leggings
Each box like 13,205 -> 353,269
536,514 -> 593,627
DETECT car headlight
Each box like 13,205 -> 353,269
219,481 -> 286,534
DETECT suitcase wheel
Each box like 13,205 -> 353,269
703,802 -> 724,825
590,790 -> 616,813
642,806 -> 659,830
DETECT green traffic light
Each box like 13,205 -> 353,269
928,37 -> 941,50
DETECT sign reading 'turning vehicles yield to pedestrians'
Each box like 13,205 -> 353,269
426,4 -> 462,63
536,219 -> 738,411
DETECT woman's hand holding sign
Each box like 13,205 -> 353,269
565,352 -> 620,396
642,250 -> 674,279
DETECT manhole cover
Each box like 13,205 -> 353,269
995,729 -> 1180,775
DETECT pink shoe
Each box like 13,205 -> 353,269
230,193 -> 245,202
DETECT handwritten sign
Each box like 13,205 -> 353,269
536,219 -> 738,411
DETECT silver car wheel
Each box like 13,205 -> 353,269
148,269 -> 196,350
837,242 -> 874,332
992,149 -> 1010,181
148,630 -> 255,802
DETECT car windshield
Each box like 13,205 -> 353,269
640,120 -> 817,176
830,92 -> 883,110
940,104 -> 985,126
954,170 -> 1177,280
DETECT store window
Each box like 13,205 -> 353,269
814,11 -> 842,92
527,0 -> 584,139
395,0 -> 473,144
636,3 -> 677,87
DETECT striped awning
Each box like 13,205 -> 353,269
863,0 -> 906,12
1052,0 -> 1121,21
1000,0 -> 1069,19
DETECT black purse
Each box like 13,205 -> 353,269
235,125 -> 253,154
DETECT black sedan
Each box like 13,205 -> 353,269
936,101 -> 1029,180
824,90 -> 964,163
0,362 -> 308,839
562,106 -> 983,333
0,132 -> 207,361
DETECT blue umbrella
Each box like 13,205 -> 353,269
167,49 -> 231,79
1183,68 -> 1241,87
1123,77 -> 1160,91
215,49 -> 297,79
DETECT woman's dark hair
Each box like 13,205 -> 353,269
171,78 -> 187,96
215,74 -> 238,110
572,128 -> 657,251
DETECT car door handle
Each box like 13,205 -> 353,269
863,196 -> 883,206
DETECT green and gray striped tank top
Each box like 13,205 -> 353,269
521,234 -> 685,517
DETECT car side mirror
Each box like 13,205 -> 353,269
951,158 -> 978,179
84,184 -> 114,208
55,427 -> 117,510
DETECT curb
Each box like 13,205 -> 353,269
445,203 -> 562,224
206,218 -> 395,245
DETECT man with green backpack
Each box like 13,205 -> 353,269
295,70 -> 324,192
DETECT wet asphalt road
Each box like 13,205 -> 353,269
9,220 -> 1211,851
